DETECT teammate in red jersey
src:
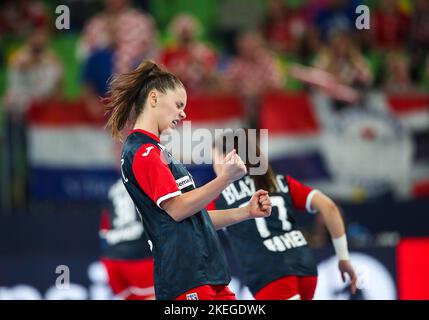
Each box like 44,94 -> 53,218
209,129 -> 357,300
100,178 -> 155,300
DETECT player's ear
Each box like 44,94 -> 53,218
148,90 -> 158,107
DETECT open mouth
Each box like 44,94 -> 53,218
171,120 -> 179,127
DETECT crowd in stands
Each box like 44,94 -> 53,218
1,0 -> 429,118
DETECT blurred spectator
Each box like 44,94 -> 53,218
0,0 -> 50,38
82,46 -> 113,100
295,25 -> 322,65
81,45 -> 114,121
79,0 -> 158,74
289,31 -> 372,107
263,0 -> 308,55
408,0 -> 429,83
4,26 -> 63,118
313,0 -> 358,41
3,26 -> 63,210
382,52 -> 416,94
224,30 -> 282,96
313,31 -> 373,89
223,30 -> 282,127
302,0 -> 330,22
214,0 -> 266,53
160,13 -> 220,94
372,0 -> 410,51
66,0 -> 104,31
80,0 -> 158,120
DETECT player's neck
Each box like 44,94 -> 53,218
133,113 -> 160,138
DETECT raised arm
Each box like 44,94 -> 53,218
161,149 -> 247,222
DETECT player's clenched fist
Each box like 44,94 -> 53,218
248,190 -> 272,218
219,149 -> 247,183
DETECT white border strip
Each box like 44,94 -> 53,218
156,191 -> 182,208
306,190 -> 320,213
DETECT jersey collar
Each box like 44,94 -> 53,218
129,129 -> 160,142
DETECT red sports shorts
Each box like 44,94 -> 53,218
254,275 -> 318,300
102,258 -> 155,300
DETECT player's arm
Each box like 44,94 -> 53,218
133,144 -> 247,222
310,192 -> 357,294
287,175 -> 357,293
162,174 -> 238,222
207,190 -> 272,230
311,192 -> 345,239
162,150 -> 247,222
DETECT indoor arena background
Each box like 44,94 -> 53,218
1,0 -> 428,300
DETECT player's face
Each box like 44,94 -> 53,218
157,86 -> 187,135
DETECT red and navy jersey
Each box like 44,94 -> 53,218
121,129 -> 230,300
99,178 -> 152,260
209,174 -> 318,295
